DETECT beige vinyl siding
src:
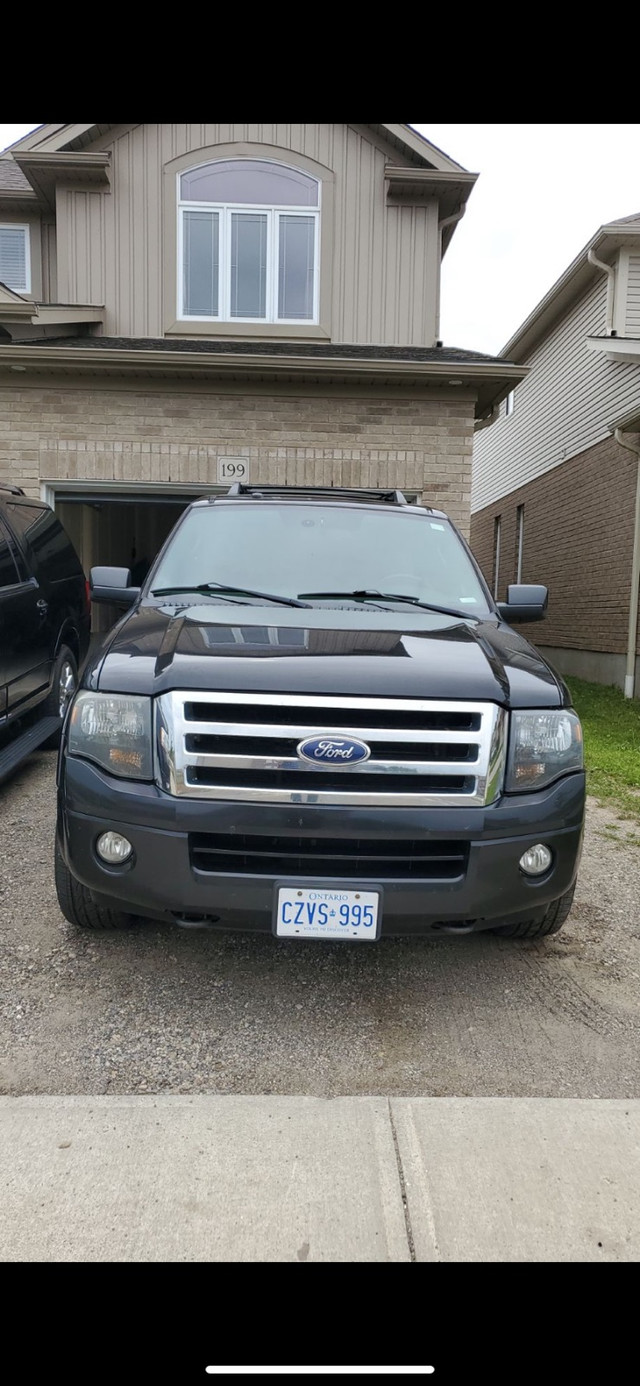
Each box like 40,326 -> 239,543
56,188 -> 105,305
626,252 -> 640,337
41,219 -> 57,302
72,123 -> 438,345
472,276 -> 640,511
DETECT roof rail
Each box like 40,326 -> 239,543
0,484 -> 26,496
224,484 -> 411,505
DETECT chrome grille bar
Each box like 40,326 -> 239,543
156,691 -> 507,807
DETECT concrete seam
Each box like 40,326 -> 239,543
388,1097 -> 416,1262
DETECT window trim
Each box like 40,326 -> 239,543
0,222 -> 31,295
492,514 -> 501,599
515,504 -> 524,583
177,161 -> 321,326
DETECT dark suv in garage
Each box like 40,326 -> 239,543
55,485 -> 585,943
0,486 -> 91,780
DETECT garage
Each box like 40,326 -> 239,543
44,483 -> 221,630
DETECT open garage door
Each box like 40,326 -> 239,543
47,484 -> 221,632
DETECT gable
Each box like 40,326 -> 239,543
7,122 -> 465,172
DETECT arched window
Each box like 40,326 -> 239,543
179,159 -> 320,324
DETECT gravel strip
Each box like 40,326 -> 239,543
2,752 -> 640,1097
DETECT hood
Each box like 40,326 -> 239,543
84,602 -> 566,708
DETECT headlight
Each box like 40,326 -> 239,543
505,709 -> 583,792
68,692 -> 153,780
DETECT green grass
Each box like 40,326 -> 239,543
566,677 -> 640,823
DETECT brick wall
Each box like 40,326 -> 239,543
470,432 -> 640,653
0,381 -> 475,533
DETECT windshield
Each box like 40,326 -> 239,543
148,503 -> 491,616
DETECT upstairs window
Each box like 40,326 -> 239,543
179,160 -> 319,324
0,224 -> 30,293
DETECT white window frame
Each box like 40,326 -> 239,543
0,222 -> 31,294
492,514 -> 501,598
516,504 -> 524,583
177,162 -> 320,326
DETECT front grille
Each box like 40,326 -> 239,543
156,691 -> 507,807
190,832 -> 469,880
185,734 -> 478,763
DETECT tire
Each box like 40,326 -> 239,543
54,838 -> 137,931
492,884 -> 576,939
41,645 -> 78,748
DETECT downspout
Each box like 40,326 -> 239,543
588,248 -> 616,334
614,428 -> 640,697
435,206 -> 466,342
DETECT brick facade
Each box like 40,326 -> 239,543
0,381 -> 475,533
470,432 -> 640,655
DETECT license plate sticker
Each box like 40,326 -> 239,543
274,885 -> 381,941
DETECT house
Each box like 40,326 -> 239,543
471,213 -> 640,696
0,122 -> 521,603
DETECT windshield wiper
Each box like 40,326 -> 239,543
151,582 -> 311,609
298,590 -> 479,621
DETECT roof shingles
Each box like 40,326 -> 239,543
0,159 -> 32,192
18,335 -> 508,365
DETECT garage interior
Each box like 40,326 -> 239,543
52,484 -> 423,633
53,488 -> 218,631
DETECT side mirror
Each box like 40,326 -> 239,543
90,566 -> 140,608
497,583 -> 548,624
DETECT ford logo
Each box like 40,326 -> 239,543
297,735 -> 371,766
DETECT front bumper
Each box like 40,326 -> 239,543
57,756 -> 586,936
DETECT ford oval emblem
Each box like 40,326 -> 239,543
297,734 -> 371,767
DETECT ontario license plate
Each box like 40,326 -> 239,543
274,885 -> 381,941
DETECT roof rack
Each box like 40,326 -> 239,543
0,484 -> 26,496
224,484 -> 411,505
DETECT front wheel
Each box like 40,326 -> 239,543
41,645 -> 78,747
492,884 -> 576,939
54,839 -> 137,931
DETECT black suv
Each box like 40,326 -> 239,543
55,486 -> 585,943
0,486 -> 91,780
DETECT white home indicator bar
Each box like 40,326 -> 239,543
205,1371 -> 435,1377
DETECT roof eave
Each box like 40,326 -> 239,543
0,341 -> 526,418
385,167 -> 478,226
14,151 -> 111,207
500,223 -> 640,362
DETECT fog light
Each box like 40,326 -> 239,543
96,830 -> 133,865
519,843 -> 552,876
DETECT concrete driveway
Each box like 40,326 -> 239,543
2,751 -> 640,1099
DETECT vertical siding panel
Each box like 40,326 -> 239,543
370,148 -> 387,344
626,253 -> 640,336
117,130 -> 132,334
330,125 -> 346,339
41,220 -> 57,301
145,123 -> 162,336
383,205 -> 399,344
54,187 -> 71,303
131,127 -> 146,334
340,127 -> 361,341
357,137 -> 373,343
315,123 -> 333,171
424,201 -> 439,346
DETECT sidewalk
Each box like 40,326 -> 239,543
1,1096 -> 639,1261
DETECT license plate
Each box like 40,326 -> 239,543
274,885 -> 381,941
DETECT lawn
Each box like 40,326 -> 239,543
566,677 -> 640,824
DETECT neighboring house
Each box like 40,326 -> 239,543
0,122 -> 520,596
471,213 -> 640,696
